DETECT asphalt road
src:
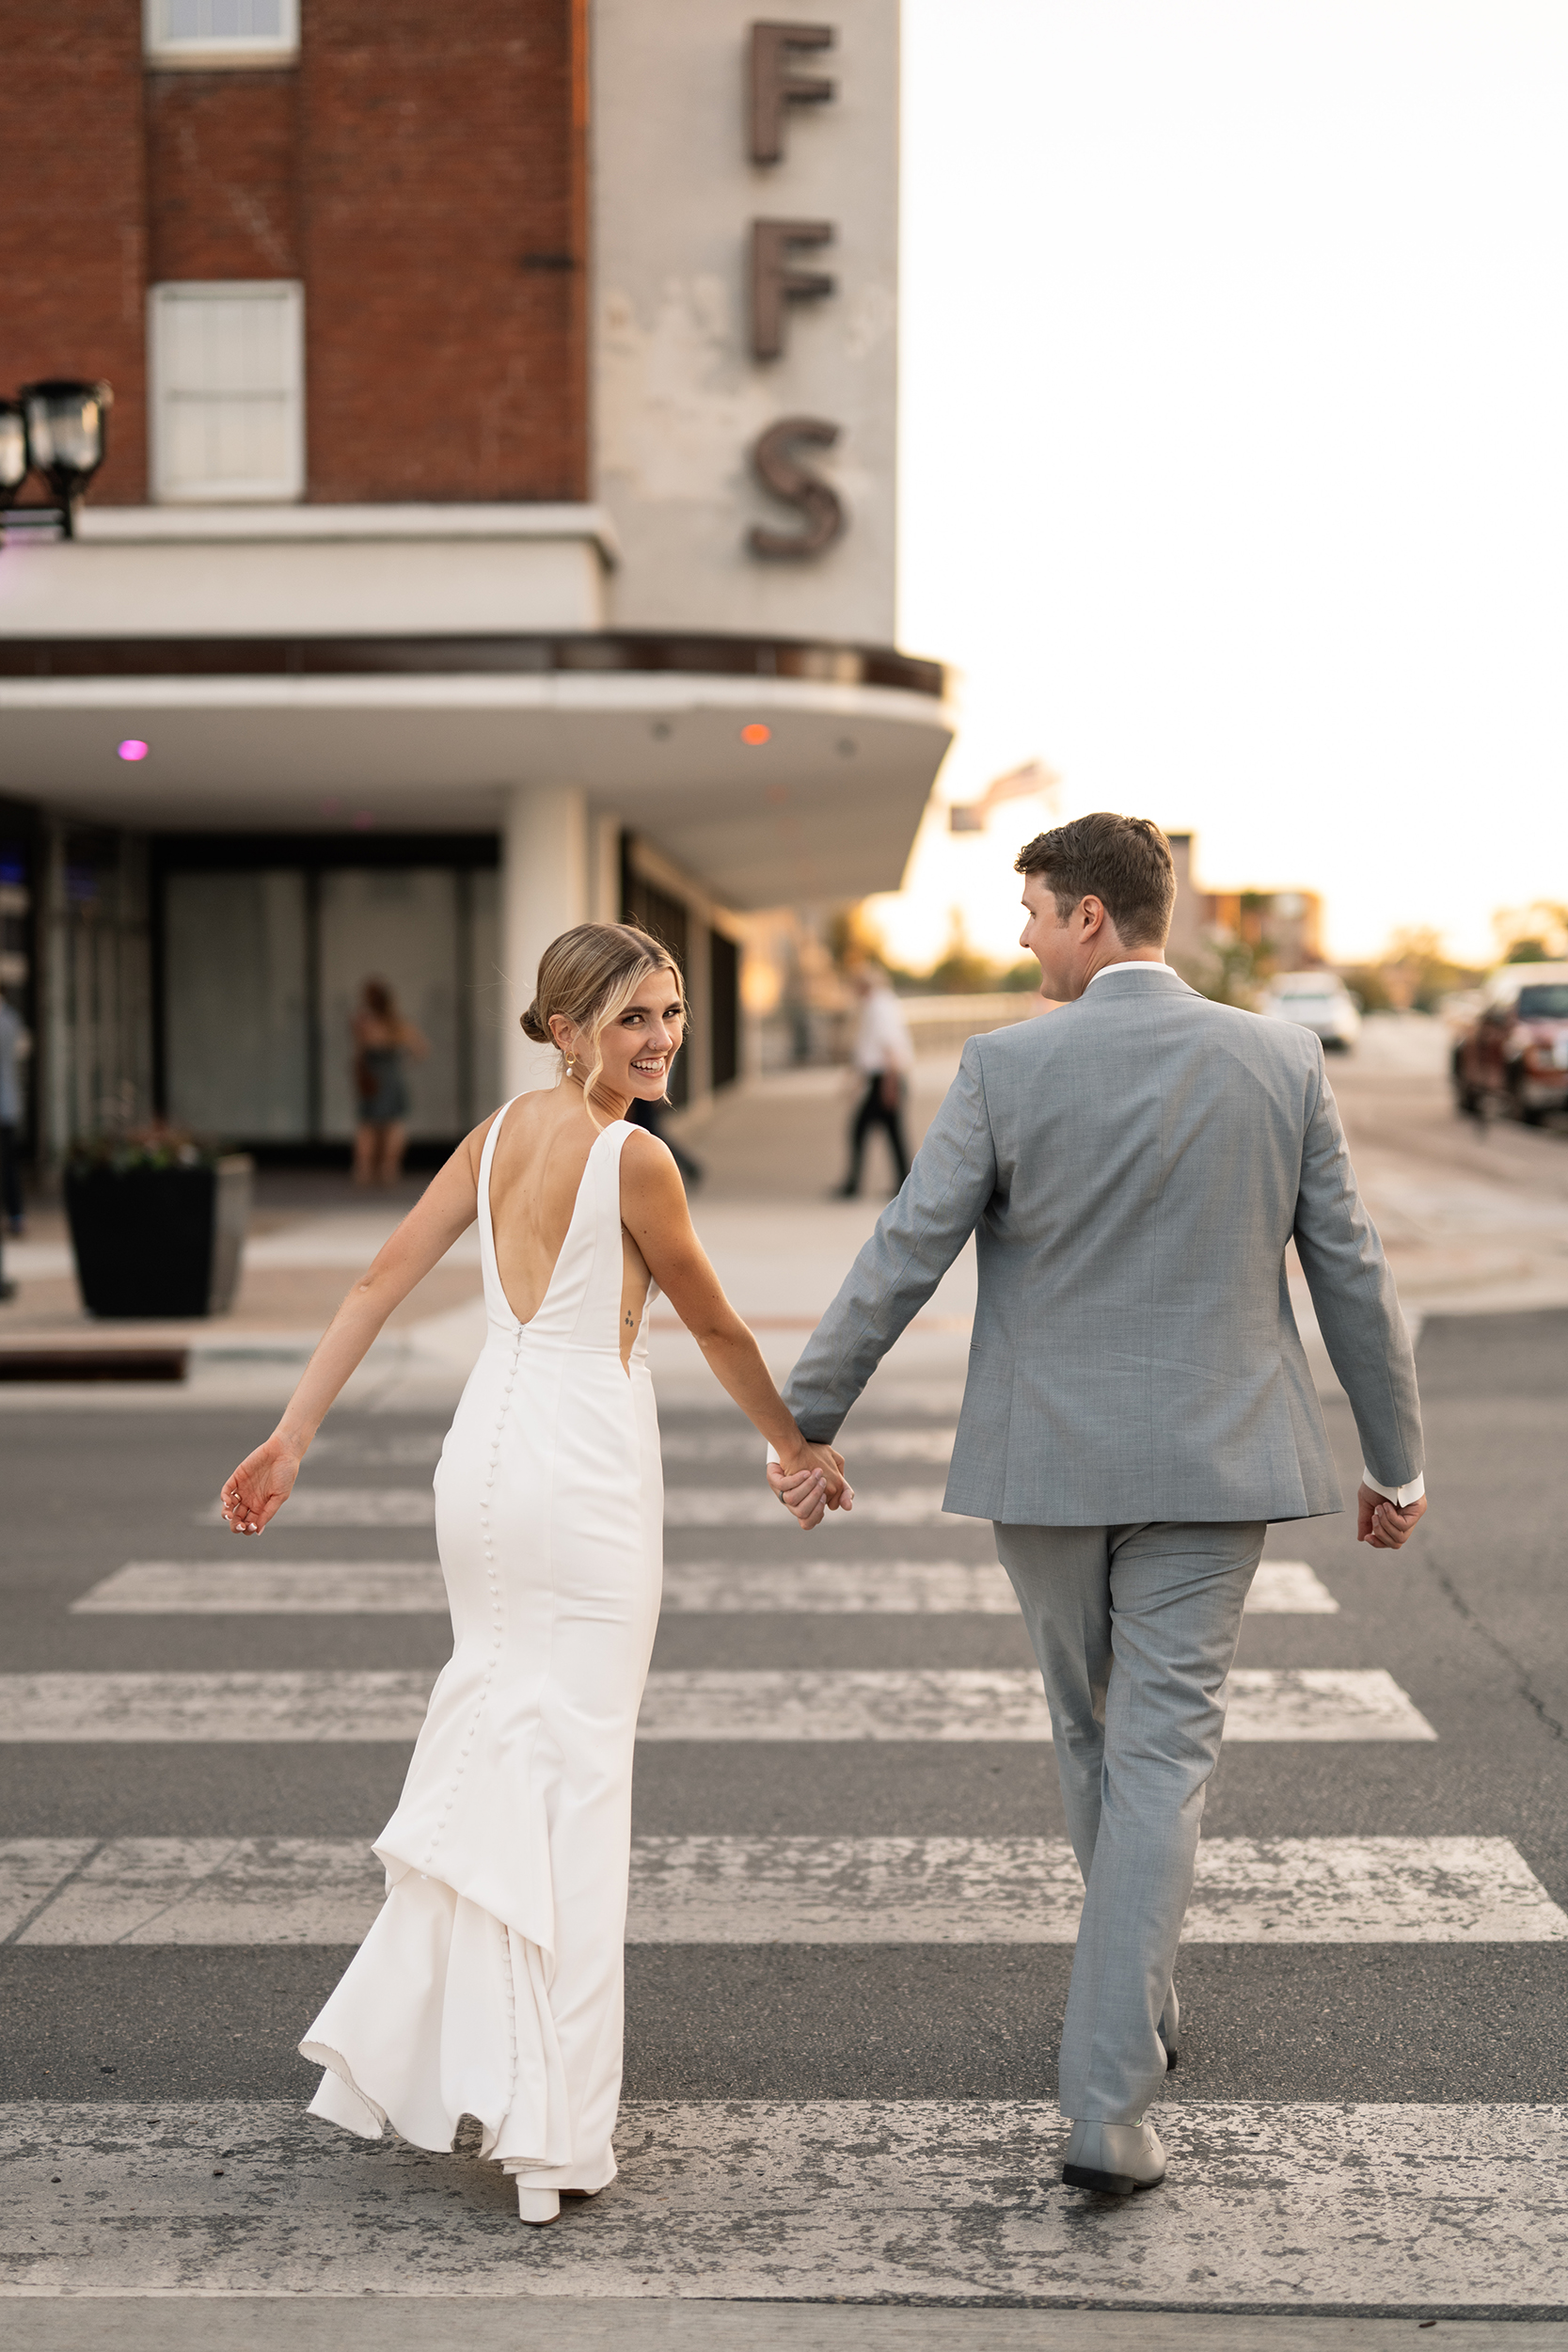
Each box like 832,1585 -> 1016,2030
4,1070 -> 1568,2318
4,1308 -> 1567,2114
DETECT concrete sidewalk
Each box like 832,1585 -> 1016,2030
4,1014 -> 1567,1418
0,1057 -> 972,1413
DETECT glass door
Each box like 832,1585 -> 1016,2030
317,867 -> 461,1140
156,842 -> 503,1148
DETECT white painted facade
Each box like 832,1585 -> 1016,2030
594,0 -> 900,642
0,505 -> 615,639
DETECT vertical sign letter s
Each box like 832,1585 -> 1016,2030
748,417 -> 846,558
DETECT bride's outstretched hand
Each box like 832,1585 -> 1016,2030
220,1436 -> 303,1535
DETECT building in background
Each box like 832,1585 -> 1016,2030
0,2 -> 952,1169
1198,886 -> 1323,977
1165,835 -> 1323,996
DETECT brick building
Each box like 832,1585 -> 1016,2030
0,1 -> 950,1163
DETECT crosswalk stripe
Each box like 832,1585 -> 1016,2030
0,1671 -> 436,1741
4,1834 -> 1559,1947
69,1555 -> 1338,1616
75,1562 -> 451,1613
298,1426 -> 958,1467
188,1481 -> 1353,1571
197,1485 -> 958,1529
637,1667 -> 1435,1741
660,1427 -> 958,1464
4,2098 -> 1560,2303
198,1492 -> 436,1528
0,1666 -> 1436,1742
634,1832 -> 1556,1940
666,1486 -> 952,1526
1246,1559 -> 1339,1612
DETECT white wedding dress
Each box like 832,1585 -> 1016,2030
301,1103 -> 663,2201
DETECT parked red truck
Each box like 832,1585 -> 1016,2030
1451,963 -> 1568,1123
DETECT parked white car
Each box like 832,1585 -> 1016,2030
1258,972 -> 1362,1051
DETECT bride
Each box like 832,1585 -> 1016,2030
217,922 -> 848,2223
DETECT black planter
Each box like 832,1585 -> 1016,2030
65,1155 -> 253,1319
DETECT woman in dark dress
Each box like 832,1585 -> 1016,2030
352,978 -> 429,1185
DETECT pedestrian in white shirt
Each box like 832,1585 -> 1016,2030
836,964 -> 912,1197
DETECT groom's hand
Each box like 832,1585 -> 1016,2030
770,1462 -> 829,1530
768,1444 -> 852,1532
1356,1483 -> 1427,1549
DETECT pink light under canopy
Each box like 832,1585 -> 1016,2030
117,739 -> 150,762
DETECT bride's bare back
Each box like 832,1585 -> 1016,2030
486,1089 -> 652,1369
217,1014 -> 847,1538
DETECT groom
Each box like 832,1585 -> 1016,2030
768,813 -> 1426,2197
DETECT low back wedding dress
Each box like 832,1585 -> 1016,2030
301,1100 -> 663,2211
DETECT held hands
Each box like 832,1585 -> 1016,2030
767,1441 -> 853,1534
1356,1482 -> 1427,1550
220,1436 -> 304,1536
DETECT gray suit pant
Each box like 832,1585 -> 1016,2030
994,1518 -> 1265,2124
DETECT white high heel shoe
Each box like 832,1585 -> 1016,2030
515,2185 -> 561,2226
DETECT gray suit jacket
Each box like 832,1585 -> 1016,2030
784,966 -> 1423,1525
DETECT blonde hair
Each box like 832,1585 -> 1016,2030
521,922 -> 685,1125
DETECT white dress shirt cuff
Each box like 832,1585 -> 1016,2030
766,1444 -> 781,1466
1361,1468 -> 1425,1505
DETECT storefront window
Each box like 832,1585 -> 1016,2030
156,843 -> 501,1152
164,871 -> 310,1137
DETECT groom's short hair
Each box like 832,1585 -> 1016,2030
1014,813 -> 1176,947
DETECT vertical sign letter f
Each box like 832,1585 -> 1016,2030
749,23 -> 836,165
750,220 -> 835,360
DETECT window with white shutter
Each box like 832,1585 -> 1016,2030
149,282 -> 306,503
143,0 -> 298,66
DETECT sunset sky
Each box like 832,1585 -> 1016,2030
877,0 -> 1568,971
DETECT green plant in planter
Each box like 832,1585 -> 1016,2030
65,1129 -> 252,1319
66,1127 -> 219,1175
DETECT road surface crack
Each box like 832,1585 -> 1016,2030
2,1839 -> 109,1946
1429,1557 -> 1565,1744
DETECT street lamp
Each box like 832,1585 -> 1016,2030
0,379 -> 112,543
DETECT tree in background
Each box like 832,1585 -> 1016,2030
1178,935 -> 1268,1008
927,909 -> 1007,995
1494,901 -> 1568,964
833,903 -> 1037,994
1385,928 -> 1481,1012
1174,891 -> 1291,1009
825,902 -> 888,973
1334,961 -> 1398,1013
1339,929 -> 1485,1014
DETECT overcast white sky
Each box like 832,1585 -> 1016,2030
876,0 -> 1568,969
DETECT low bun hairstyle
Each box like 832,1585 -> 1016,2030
524,921 -> 685,1123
